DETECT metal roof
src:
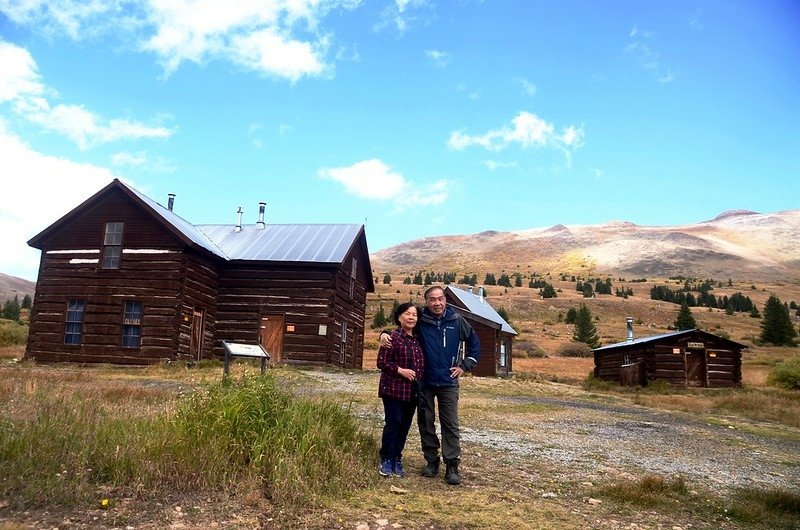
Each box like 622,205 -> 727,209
592,328 -> 746,352
123,182 -> 229,259
197,224 -> 362,263
446,285 -> 517,335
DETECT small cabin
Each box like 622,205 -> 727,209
25,179 -> 374,368
593,320 -> 745,388
445,285 -> 517,377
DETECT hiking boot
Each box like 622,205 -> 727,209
420,458 -> 440,478
393,458 -> 405,478
379,459 -> 393,477
445,460 -> 461,485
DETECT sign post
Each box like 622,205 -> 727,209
221,341 -> 270,376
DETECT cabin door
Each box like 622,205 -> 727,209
190,309 -> 204,361
685,350 -> 707,387
260,315 -> 284,363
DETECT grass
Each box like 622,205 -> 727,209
593,474 -> 800,529
0,367 -> 376,510
593,473 -> 689,508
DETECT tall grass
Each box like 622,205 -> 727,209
594,474 -> 689,508
0,371 -> 375,508
726,487 -> 800,528
0,319 -> 27,346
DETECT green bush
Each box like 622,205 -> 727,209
0,319 -> 28,346
767,356 -> 800,390
556,341 -> 593,357
0,373 -> 375,508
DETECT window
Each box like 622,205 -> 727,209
122,301 -> 142,348
349,257 -> 357,299
64,300 -> 85,345
102,221 -> 124,269
499,340 -> 508,367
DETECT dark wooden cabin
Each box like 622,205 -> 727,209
445,285 -> 516,377
593,321 -> 745,388
26,179 -> 374,368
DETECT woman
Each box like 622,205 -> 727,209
377,302 -> 425,477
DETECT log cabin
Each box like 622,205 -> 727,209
25,179 -> 374,367
445,285 -> 516,377
593,318 -> 745,387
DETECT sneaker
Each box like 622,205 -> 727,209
445,460 -> 461,485
420,459 -> 440,478
379,459 -> 393,477
393,458 -> 405,478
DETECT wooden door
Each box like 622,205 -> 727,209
260,315 -> 284,363
190,309 -> 204,361
685,350 -> 706,387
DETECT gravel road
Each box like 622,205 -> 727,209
303,370 -> 800,495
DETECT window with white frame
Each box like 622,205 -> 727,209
102,221 -> 124,269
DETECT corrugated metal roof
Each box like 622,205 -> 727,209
446,285 -> 517,335
123,182 -> 229,259
197,224 -> 362,263
592,329 -> 698,352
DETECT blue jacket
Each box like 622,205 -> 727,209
418,306 -> 480,387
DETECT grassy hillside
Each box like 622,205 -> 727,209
363,274 -> 800,369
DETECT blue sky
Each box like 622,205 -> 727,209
1,0 -> 798,281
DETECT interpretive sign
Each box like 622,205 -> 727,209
222,341 -> 270,376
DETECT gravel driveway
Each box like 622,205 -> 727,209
302,369 -> 800,495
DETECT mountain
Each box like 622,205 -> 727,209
0,272 -> 36,305
371,209 -> 800,282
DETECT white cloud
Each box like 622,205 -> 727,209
484,160 -> 519,171
111,150 -> 176,172
1,1 -> 358,82
447,111 -> 585,154
0,122 -> 121,280
0,40 -> 173,148
0,40 -> 46,102
626,25 -> 676,84
374,0 -> 430,34
318,158 -> 448,208
425,49 -> 449,68
111,150 -> 148,166
518,78 -> 537,98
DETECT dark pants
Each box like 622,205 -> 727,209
380,396 -> 418,461
417,384 -> 460,463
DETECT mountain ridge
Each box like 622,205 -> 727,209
371,209 -> 800,282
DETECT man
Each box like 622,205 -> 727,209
381,285 -> 480,485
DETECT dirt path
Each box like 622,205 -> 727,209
302,369 -> 800,495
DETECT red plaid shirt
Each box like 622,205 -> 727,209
377,328 -> 425,401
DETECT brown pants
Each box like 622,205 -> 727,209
417,384 -> 460,463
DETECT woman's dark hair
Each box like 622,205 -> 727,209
393,302 -> 419,326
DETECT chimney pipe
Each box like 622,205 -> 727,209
626,317 -> 634,342
467,286 -> 473,294
167,193 -> 175,212
256,201 -> 266,229
235,206 -> 243,232
478,286 -> 485,298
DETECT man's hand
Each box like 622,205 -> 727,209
450,366 -> 464,379
380,332 -> 393,348
397,367 -> 416,381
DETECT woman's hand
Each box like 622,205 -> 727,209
380,332 -> 393,348
397,367 -> 416,381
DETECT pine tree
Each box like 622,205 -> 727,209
514,273 -> 523,287
371,304 -> 388,329
484,273 -> 496,286
382,274 -> 392,284
674,303 -> 697,330
565,307 -> 578,324
2,296 -> 21,322
572,304 -> 600,348
760,294 -> 798,346
21,294 -> 32,309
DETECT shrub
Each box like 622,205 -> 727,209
0,320 -> 28,346
514,340 -> 547,358
556,342 -> 593,358
767,356 -> 800,390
